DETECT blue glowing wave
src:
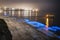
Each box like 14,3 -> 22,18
24,19 -> 60,39
48,26 -> 60,32
24,19 -> 60,31
24,19 -> 45,29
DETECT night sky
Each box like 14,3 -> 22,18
0,0 -> 56,9
0,0 -> 60,26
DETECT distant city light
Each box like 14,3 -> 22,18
12,8 -> 15,10
4,6 -> 7,8
32,9 -> 35,12
19,6 -> 33,10
0,6 -> 39,17
35,9 -> 39,11
4,6 -> 7,10
0,9 -> 3,13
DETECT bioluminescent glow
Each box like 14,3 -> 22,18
51,26 -> 60,30
37,27 -> 55,37
24,19 -> 60,32
27,21 -> 45,28
24,19 -> 45,28
24,19 -> 30,22
19,19 -> 60,38
48,26 -> 60,32
48,27 -> 57,32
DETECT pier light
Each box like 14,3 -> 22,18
4,6 -> 7,10
0,9 -> 3,13
12,8 -> 15,10
12,8 -> 15,16
46,17 -> 49,28
46,14 -> 49,29
35,9 -> 39,11
35,9 -> 39,17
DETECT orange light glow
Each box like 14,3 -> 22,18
46,17 -> 49,28
35,9 -> 39,11
46,14 -> 49,17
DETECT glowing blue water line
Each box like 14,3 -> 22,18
16,18 -> 60,39
24,19 -> 45,28
24,19 -> 60,31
